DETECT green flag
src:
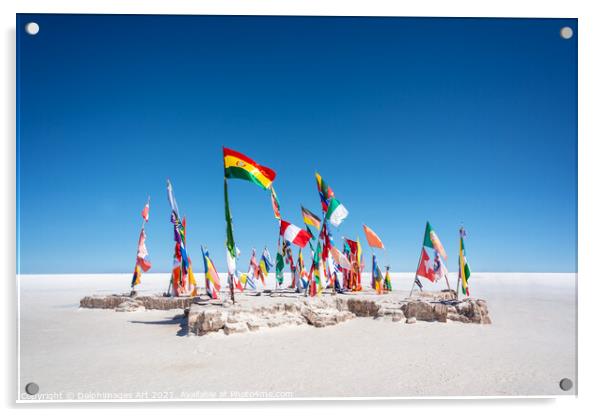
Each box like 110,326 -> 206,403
224,179 -> 236,259
275,246 -> 285,284
325,198 -> 348,227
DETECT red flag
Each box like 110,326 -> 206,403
141,202 -> 150,222
280,220 -> 312,248
136,257 -> 152,272
416,248 -> 436,282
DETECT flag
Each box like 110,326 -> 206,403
136,228 -> 152,272
202,249 -> 221,299
223,147 -> 276,190
325,198 -> 348,227
301,206 -> 321,229
459,231 -> 471,296
131,264 -> 141,287
224,179 -> 236,258
270,186 -> 281,220
166,179 -> 179,217
315,172 -> 335,212
310,242 -> 323,296
384,267 -> 392,292
331,246 -> 352,270
433,253 -> 448,283
363,224 -> 384,249
414,276 -> 423,290
141,201 -> 150,222
242,248 -> 259,287
416,247 -> 436,282
280,220 -> 312,248
226,247 -> 237,275
240,272 -> 256,290
372,254 -> 384,294
357,237 -> 363,270
275,246 -> 285,285
423,221 -> 447,260
259,247 -> 273,280
297,249 -> 309,288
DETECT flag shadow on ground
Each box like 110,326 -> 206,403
129,315 -> 188,337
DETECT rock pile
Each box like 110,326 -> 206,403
186,295 -> 491,336
80,292 -> 491,336
80,294 -> 198,310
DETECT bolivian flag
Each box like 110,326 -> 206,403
223,147 -> 276,190
459,235 -> 471,296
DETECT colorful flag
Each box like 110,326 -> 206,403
280,220 -> 312,248
416,247 -> 436,282
136,228 -> 152,272
242,248 -> 259,287
259,247 -> 273,279
223,147 -> 276,190
363,224 -> 384,249
433,252 -> 448,283
459,228 -> 471,296
297,249 -> 308,288
384,267 -> 392,292
202,248 -> 221,299
309,242 -> 323,296
315,172 -> 335,212
423,221 -> 447,260
224,179 -> 236,258
301,206 -> 321,229
270,186 -> 281,220
372,254 -> 384,294
240,272 -> 256,290
131,264 -> 142,287
325,198 -> 348,227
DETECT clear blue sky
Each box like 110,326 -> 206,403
17,14 -> 577,274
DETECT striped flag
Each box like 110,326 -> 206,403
259,247 -> 273,279
280,220 -> 312,248
270,186 -> 281,220
326,198 -> 348,227
459,227 -> 471,296
301,206 -> 321,229
424,221 -> 447,260
201,247 -> 221,299
223,147 -> 276,190
315,172 -> 335,212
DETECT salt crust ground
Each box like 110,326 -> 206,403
18,273 -> 576,399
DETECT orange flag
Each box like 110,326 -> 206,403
363,224 -> 385,249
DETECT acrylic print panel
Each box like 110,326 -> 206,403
16,14 -> 577,401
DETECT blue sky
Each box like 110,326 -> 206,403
17,15 -> 577,273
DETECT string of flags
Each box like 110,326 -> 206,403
128,148 -> 474,301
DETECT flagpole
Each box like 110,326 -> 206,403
409,222 -> 429,298
456,227 -> 463,300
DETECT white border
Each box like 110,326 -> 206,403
3,0 -> 601,414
